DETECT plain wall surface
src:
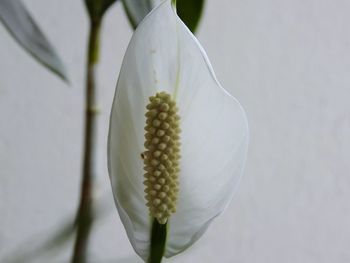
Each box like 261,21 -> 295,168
1,0 -> 349,262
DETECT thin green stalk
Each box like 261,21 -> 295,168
71,17 -> 101,263
148,220 -> 167,263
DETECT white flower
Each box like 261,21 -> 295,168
108,0 -> 249,261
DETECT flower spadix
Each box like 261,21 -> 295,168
143,91 -> 181,225
108,0 -> 249,261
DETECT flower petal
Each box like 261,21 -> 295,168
108,0 -> 249,260
162,5 -> 249,258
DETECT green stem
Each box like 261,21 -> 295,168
71,18 -> 101,263
148,219 -> 167,263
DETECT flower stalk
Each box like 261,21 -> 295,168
71,17 -> 101,263
148,219 -> 167,263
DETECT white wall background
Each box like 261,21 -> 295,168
1,0 -> 350,262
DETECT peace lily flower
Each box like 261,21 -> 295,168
108,0 -> 248,261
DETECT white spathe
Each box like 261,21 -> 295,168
108,0 -> 249,261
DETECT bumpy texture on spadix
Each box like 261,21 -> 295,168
143,92 -> 181,224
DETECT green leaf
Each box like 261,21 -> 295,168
122,0 -> 204,33
0,0 -> 68,82
85,0 -> 118,21
176,0 -> 204,33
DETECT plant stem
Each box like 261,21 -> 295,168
71,18 -> 101,263
148,220 -> 167,263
